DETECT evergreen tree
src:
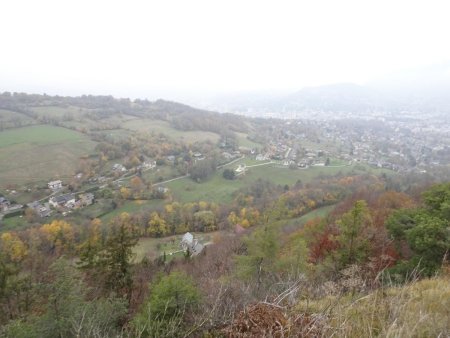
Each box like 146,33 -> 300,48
101,213 -> 139,298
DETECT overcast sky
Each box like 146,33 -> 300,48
1,0 -> 450,99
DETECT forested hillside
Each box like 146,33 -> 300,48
0,92 -> 449,337
1,178 -> 448,337
0,92 -> 247,134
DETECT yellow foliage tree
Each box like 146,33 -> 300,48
198,201 -> 208,211
148,212 -> 168,237
0,232 -> 28,262
227,211 -> 239,225
241,219 -> 250,228
120,187 -> 131,200
40,220 -> 75,255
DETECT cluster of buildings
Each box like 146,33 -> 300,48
22,192 -> 94,219
0,196 -> 23,217
254,114 -> 449,173
49,192 -> 94,210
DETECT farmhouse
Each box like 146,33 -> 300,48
49,193 -> 75,208
138,161 -> 156,170
48,180 -> 63,190
180,232 -> 204,256
27,201 -> 52,217
0,197 -> 11,211
112,163 -> 127,172
256,154 -> 268,161
78,193 -> 94,206
235,164 -> 246,174
156,186 -> 169,194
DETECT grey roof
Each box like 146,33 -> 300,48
27,201 -> 41,209
191,242 -> 204,256
51,193 -> 75,204
182,232 -> 194,244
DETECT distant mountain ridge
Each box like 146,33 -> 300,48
203,63 -> 450,117
253,82 -> 450,116
274,83 -> 389,113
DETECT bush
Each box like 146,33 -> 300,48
223,168 -> 235,180
132,271 -> 200,337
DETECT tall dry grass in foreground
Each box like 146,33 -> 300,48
293,273 -> 450,337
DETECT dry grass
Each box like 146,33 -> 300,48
293,275 -> 450,337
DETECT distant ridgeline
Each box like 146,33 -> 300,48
0,91 -> 247,134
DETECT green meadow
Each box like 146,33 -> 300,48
166,162 -> 387,204
0,125 -> 96,187
123,119 -> 221,143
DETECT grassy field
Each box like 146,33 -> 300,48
236,132 -> 262,149
167,162 -> 386,204
123,119 -> 220,143
275,204 -> 335,234
0,125 -> 97,187
140,165 -> 181,183
99,199 -> 164,222
0,109 -> 36,128
0,215 -> 28,233
233,157 -> 271,166
31,106 -> 81,118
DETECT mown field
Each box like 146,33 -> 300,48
0,215 -> 28,233
0,125 -> 97,187
99,199 -> 164,223
30,105 -> 83,118
123,119 -> 221,143
0,109 -> 36,129
235,132 -> 262,149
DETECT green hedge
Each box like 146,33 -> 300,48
3,209 -> 24,218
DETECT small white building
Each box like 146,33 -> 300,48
48,180 -> 62,190
256,154 -> 268,161
180,232 -> 204,256
112,163 -> 127,172
235,164 -> 246,174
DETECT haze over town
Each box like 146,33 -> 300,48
2,0 -> 450,108
1,1 -> 450,337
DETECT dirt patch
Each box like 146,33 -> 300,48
222,303 -> 288,337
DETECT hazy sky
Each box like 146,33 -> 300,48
1,0 -> 450,99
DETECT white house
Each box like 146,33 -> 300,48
256,154 -> 268,161
235,164 -> 246,174
180,232 -> 204,256
48,180 -> 62,190
112,163 -> 127,172
0,197 -> 11,211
